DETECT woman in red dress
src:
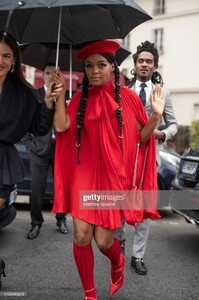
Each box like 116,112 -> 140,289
52,40 -> 164,300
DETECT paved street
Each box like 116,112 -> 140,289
1,200 -> 199,300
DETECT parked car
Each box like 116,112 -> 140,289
157,144 -> 180,190
170,147 -> 199,228
14,141 -> 180,204
157,144 -> 180,207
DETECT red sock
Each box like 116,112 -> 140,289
73,242 -> 96,298
99,238 -> 121,268
99,238 -> 124,285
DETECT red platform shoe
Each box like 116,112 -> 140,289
110,254 -> 125,297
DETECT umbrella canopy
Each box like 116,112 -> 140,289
0,1 -> 152,45
0,0 -> 139,10
19,42 -> 131,71
20,41 -> 131,98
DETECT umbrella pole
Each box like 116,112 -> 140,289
55,7 -> 62,68
69,44 -> 72,99
3,1 -> 25,37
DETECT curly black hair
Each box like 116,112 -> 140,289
127,40 -> 164,87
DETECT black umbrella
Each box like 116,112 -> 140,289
19,41 -> 131,97
19,42 -> 131,71
0,1 -> 152,45
0,0 -> 150,96
0,0 -> 147,10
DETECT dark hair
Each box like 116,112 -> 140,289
76,53 -> 123,163
43,62 -> 56,71
0,31 -> 33,88
127,40 -> 163,87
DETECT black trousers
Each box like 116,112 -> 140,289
29,147 -> 66,226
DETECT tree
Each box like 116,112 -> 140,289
191,119 -> 199,147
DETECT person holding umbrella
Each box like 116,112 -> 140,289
0,31 -> 63,288
51,40 -> 164,299
23,63 -> 68,239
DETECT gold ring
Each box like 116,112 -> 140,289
154,94 -> 158,98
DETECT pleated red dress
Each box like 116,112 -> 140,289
52,81 -> 160,229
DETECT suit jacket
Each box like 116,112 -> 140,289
23,87 -> 53,157
131,82 -> 178,164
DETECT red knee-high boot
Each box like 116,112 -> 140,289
73,242 -> 97,300
99,238 -> 125,297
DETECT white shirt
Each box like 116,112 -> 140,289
135,80 -> 153,105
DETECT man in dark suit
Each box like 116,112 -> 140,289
115,41 -> 178,274
24,63 -> 68,240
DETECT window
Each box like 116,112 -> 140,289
154,28 -> 164,52
153,0 -> 165,15
121,35 -> 130,49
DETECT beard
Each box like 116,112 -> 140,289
139,73 -> 149,81
137,69 -> 152,81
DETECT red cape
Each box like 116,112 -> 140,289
52,81 -> 160,229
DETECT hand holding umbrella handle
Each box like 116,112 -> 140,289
52,68 -> 66,90
52,70 -> 70,132
51,82 -> 56,93
44,69 -> 66,109
45,81 -> 64,110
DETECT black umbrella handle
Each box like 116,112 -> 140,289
51,83 -> 56,93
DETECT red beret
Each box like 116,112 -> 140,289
76,40 -> 120,61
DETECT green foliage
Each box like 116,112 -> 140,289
175,125 -> 191,154
191,120 -> 199,147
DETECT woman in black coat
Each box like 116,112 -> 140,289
0,30 -> 63,289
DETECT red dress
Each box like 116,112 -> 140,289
52,81 -> 160,229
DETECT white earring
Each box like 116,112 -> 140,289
11,63 -> 15,73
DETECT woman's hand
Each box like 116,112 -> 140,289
150,84 -> 164,116
52,69 -> 70,132
44,68 -> 66,109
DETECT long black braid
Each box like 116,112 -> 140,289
126,40 -> 164,88
76,53 -> 123,164
76,74 -> 89,163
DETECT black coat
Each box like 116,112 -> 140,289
0,76 -> 54,185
